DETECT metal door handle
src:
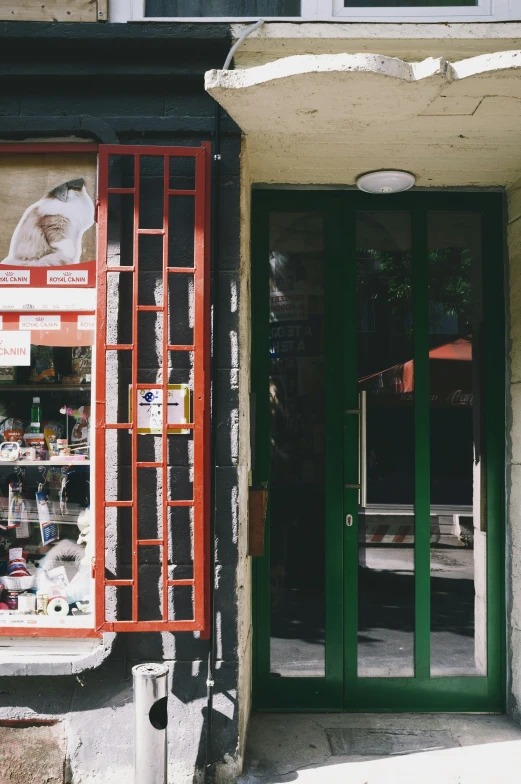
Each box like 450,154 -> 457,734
345,391 -> 366,507
345,514 -> 353,527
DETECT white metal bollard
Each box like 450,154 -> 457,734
133,663 -> 169,784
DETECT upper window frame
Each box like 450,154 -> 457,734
123,0 -> 517,22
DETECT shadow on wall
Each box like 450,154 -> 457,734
0,631 -> 239,784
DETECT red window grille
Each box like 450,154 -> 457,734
95,144 -> 211,634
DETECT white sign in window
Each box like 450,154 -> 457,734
19,315 -> 61,331
77,315 -> 95,331
0,269 -> 30,285
0,330 -> 30,365
46,270 -> 89,285
129,385 -> 191,435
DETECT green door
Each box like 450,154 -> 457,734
251,190 -> 505,713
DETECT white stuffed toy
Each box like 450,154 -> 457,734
66,506 -> 91,604
37,507 -> 91,605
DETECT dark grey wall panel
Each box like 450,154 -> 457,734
0,20 -> 244,783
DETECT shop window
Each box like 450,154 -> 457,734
0,146 -> 97,636
133,0 -> 515,20
0,143 -> 211,638
145,0 -> 300,14
331,0 -> 508,19
343,0 -> 476,6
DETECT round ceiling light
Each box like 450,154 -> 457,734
356,170 -> 416,195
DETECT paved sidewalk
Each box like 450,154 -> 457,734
239,713 -> 521,784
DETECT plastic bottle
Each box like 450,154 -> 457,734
29,397 -> 42,433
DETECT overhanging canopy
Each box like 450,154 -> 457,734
206,51 -> 521,187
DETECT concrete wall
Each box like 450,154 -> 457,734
508,176 -> 521,721
236,138 -> 253,769
0,22 -> 248,784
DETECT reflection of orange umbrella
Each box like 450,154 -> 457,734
359,336 -> 472,406
429,336 -> 472,362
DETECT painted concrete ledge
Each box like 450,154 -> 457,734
205,50 -> 521,136
206,51 -> 521,186
207,50 -> 521,95
231,23 -> 521,67
232,22 -> 521,41
0,633 -> 115,676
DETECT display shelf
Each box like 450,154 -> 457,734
0,385 -> 90,392
0,459 -> 90,466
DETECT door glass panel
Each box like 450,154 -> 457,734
269,212 -> 326,677
428,212 -> 486,677
356,212 -> 415,677
344,1 -> 476,6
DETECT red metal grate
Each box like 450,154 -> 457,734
95,144 -> 211,633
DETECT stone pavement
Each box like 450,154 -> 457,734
238,713 -> 521,784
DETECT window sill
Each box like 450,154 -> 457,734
130,15 -> 518,22
0,633 -> 115,676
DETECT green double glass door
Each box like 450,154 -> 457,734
251,191 -> 504,712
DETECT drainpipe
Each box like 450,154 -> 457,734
205,19 -> 264,784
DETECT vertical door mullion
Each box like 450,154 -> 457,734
482,201 -> 505,699
342,197 -> 359,700
324,198 -> 347,694
413,207 -> 431,679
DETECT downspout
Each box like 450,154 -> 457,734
205,18 -> 264,784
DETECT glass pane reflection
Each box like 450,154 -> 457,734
269,212 -> 326,677
428,212 -> 486,677
356,211 -> 415,677
148,1 -> 300,16
345,1 -> 475,6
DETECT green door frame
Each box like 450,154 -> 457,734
251,190 -> 505,713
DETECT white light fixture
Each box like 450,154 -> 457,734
356,170 -> 415,195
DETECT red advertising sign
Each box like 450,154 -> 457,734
0,260 -> 96,289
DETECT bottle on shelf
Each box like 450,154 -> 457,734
29,398 -> 42,433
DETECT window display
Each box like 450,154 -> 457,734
0,323 -> 94,629
0,149 -> 97,633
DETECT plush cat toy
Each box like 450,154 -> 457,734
66,506 -> 91,604
1,178 -> 94,267
36,508 -> 91,604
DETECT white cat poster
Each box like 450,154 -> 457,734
0,153 -> 96,274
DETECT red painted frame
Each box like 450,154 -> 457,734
0,142 -> 100,638
95,144 -> 211,633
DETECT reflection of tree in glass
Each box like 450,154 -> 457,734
427,248 -> 471,331
356,248 -> 412,335
358,247 -> 471,335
